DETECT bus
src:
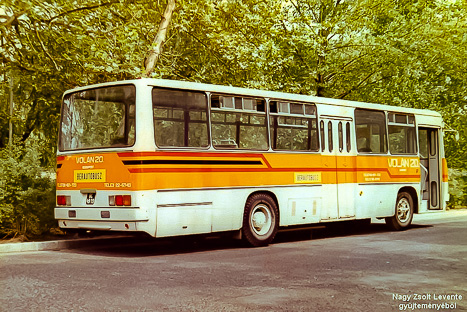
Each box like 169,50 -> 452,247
55,79 -> 449,246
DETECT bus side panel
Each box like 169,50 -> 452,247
154,189 -> 246,237
153,186 -> 325,238
273,186 -> 322,226
355,183 -> 420,219
355,184 -> 396,219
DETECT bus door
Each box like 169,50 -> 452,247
320,117 -> 356,220
419,127 -> 441,210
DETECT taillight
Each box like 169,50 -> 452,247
115,195 -> 124,206
57,195 -> 71,206
109,195 -> 131,206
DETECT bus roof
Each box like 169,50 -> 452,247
64,78 -> 441,118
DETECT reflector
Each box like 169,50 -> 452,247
123,195 -> 131,206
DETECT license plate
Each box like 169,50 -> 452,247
86,193 -> 95,205
74,169 -> 106,183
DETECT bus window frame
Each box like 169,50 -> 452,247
269,100 -> 319,152
210,93 -> 269,151
152,87 -> 211,149
59,84 -> 137,152
387,112 -> 418,156
355,108 -> 388,155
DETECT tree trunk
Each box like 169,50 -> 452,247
144,0 -> 176,77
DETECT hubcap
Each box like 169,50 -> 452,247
397,198 -> 411,223
251,204 -> 272,236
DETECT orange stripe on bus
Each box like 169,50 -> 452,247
56,152 -> 422,190
126,167 -> 419,179
442,158 -> 448,182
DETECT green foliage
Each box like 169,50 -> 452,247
0,0 -> 466,232
0,139 -> 56,237
448,169 -> 467,209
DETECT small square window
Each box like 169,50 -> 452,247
395,114 -> 407,124
221,96 -> 235,109
243,98 -> 255,110
279,102 -> 289,113
305,105 -> 315,116
290,103 -> 304,115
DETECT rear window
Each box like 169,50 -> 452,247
59,85 -> 136,151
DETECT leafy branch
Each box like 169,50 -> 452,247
43,1 -> 120,24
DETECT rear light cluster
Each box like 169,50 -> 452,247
109,195 -> 131,206
57,195 -> 71,206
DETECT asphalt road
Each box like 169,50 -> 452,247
1,210 -> 466,311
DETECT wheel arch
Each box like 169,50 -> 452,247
398,186 -> 419,214
244,190 -> 280,225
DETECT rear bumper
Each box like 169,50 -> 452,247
55,207 -> 150,233
55,206 -> 148,221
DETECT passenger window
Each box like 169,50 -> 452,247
320,120 -> 325,152
430,132 -> 437,156
153,88 -> 208,148
419,129 -> 428,158
338,122 -> 343,152
355,109 -> 387,154
269,101 -> 318,151
346,122 -> 351,152
328,121 -> 333,152
388,113 -> 417,154
211,94 -> 268,150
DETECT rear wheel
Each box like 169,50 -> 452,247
385,191 -> 414,230
242,193 -> 279,247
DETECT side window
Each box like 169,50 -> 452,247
387,113 -> 417,154
320,120 -> 325,152
211,94 -> 267,150
152,88 -> 208,148
419,129 -> 428,158
429,130 -> 437,156
338,122 -> 343,152
328,121 -> 333,152
269,101 -> 318,151
346,122 -> 351,152
355,109 -> 387,154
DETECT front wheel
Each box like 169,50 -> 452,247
385,191 -> 414,230
242,193 -> 279,247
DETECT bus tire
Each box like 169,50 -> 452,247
385,191 -> 414,230
242,193 -> 279,247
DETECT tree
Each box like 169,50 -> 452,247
0,0 -> 466,238
144,0 -> 176,77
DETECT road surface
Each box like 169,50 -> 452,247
1,210 -> 466,311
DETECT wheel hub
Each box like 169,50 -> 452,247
253,211 -> 267,230
397,198 -> 411,223
251,204 -> 272,236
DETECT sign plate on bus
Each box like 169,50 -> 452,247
294,172 -> 321,184
74,169 -> 106,183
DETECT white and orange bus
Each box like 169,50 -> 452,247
55,79 -> 449,246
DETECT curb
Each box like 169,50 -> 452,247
413,208 -> 467,222
0,239 -> 84,254
0,235 -> 135,254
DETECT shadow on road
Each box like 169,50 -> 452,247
64,221 -> 433,258
275,222 -> 432,244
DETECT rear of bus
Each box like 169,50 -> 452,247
55,81 -> 155,236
